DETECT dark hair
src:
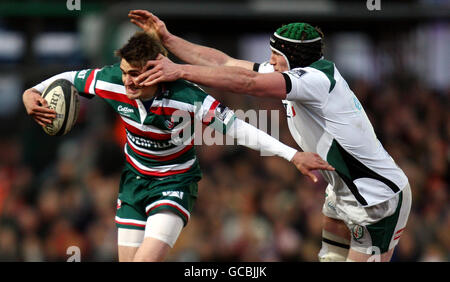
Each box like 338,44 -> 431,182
115,32 -> 168,67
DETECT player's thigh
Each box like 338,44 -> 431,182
347,185 -> 412,262
347,247 -> 395,262
133,211 -> 184,262
133,237 -> 172,262
322,184 -> 351,240
319,186 -> 351,262
117,228 -> 145,262
118,246 -> 139,262
323,216 -> 350,240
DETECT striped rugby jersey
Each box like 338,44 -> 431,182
73,63 -> 235,179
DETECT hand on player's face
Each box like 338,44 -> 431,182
134,54 -> 181,87
120,59 -> 156,100
128,10 -> 170,42
291,151 -> 334,183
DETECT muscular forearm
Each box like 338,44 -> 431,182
178,64 -> 286,98
164,34 -> 231,67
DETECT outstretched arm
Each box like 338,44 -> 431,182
128,10 -> 254,70
227,118 -> 334,183
135,55 -> 288,99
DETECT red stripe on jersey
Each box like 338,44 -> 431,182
84,69 -> 97,94
146,203 -> 189,222
149,107 -> 194,117
96,89 -> 138,107
395,228 -> 405,235
122,121 -> 172,140
203,100 -> 220,124
125,154 -> 193,177
393,227 -> 405,240
114,219 -> 145,228
127,140 -> 194,161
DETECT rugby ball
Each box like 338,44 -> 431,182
41,79 -> 80,136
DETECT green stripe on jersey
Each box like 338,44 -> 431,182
309,59 -> 336,93
74,69 -> 95,94
95,63 -> 123,85
326,139 -> 400,206
366,191 -> 403,253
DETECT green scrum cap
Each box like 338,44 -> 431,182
270,23 -> 322,69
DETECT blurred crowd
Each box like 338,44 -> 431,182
0,71 -> 448,262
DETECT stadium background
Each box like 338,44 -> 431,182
0,0 -> 448,262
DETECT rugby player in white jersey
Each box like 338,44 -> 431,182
22,31 -> 333,262
129,10 -> 412,262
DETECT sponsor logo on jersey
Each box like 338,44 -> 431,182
127,131 -> 173,149
162,191 -> 184,199
77,69 -> 88,79
118,105 -> 134,116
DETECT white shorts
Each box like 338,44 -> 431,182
322,183 -> 412,254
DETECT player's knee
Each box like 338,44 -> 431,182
133,240 -> 169,262
318,230 -> 350,262
318,247 -> 348,262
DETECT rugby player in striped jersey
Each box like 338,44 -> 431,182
129,10 -> 412,262
22,32 -> 334,262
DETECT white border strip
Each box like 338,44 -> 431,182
115,216 -> 146,226
125,146 -> 196,172
96,80 -> 127,94
121,115 -> 172,134
145,199 -> 190,220
273,32 -> 321,43
152,98 -> 195,113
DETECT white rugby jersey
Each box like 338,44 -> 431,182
256,60 -> 408,206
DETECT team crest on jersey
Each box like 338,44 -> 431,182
215,104 -> 233,124
352,225 -> 364,241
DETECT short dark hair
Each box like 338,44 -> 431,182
115,32 -> 168,67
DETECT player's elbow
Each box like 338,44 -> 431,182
242,76 -> 285,99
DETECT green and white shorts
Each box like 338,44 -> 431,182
322,182 -> 412,254
115,165 -> 198,231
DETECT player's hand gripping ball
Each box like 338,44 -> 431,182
41,79 -> 80,136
